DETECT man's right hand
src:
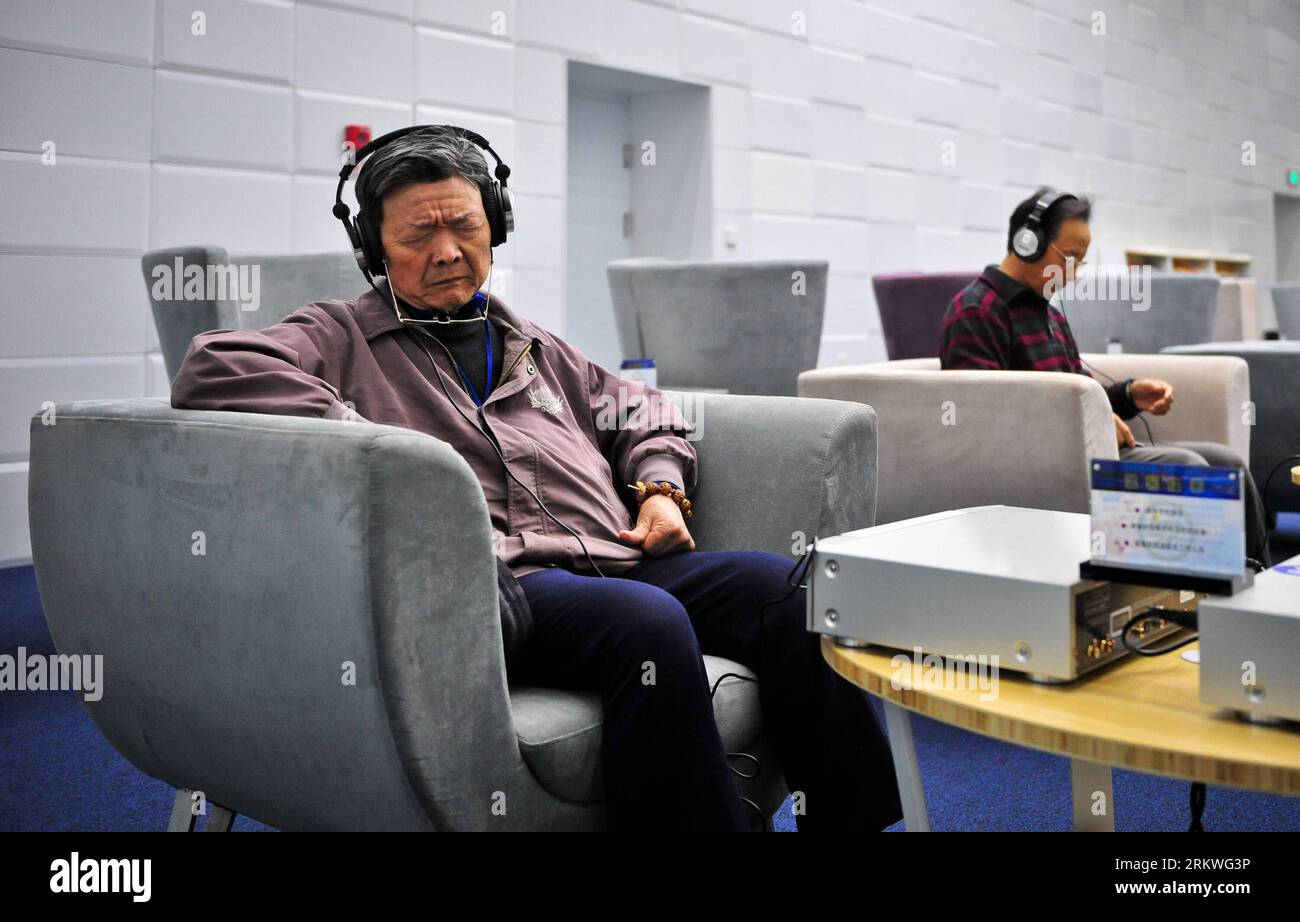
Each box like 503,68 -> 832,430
1114,414 -> 1135,449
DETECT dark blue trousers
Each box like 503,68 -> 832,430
512,549 -> 903,832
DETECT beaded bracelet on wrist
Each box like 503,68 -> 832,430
626,480 -> 693,519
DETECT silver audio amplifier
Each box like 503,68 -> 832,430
1198,556 -> 1300,723
808,505 -> 1196,683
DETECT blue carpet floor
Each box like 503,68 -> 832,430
3,563 -> 1297,833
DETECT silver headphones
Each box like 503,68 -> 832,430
1012,189 -> 1078,261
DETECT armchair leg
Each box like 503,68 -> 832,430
166,789 -> 195,832
203,803 -> 236,832
166,789 -> 237,831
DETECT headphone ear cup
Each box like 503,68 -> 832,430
1013,226 -> 1042,261
356,212 -> 385,273
341,216 -> 368,273
480,181 -> 508,247
498,185 -> 515,239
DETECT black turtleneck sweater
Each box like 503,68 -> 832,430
405,294 -> 506,403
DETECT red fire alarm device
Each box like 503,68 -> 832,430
345,124 -> 372,153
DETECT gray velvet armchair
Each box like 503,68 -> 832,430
27,392 -> 879,831
606,258 -> 828,397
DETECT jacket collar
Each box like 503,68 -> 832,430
981,264 -> 1049,310
350,278 -> 552,348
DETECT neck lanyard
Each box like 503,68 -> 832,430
448,322 -> 493,408
409,294 -> 493,407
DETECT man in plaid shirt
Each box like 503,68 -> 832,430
940,188 -> 1270,564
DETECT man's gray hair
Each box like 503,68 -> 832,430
355,125 -> 493,227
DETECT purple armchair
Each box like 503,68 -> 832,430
872,271 -> 978,360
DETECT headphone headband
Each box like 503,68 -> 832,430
334,124 -> 510,186
1012,187 -> 1079,261
1026,189 -> 1075,229
333,124 -> 515,284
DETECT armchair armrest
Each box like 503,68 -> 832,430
27,398 -> 554,830
1083,352 -> 1250,462
798,365 -> 1116,523
665,391 -> 878,554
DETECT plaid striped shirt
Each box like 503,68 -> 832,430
939,266 -> 1138,419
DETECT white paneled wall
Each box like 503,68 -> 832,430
2,0 -> 1299,565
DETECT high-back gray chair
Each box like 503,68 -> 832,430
142,247 -> 361,382
1059,271 -> 1220,354
27,392 -> 878,831
606,258 -> 827,397
1163,341 -> 1300,522
1272,283 -> 1300,339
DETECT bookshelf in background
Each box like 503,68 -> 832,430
1124,247 -> 1252,276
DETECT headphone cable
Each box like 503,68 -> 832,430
407,324 -> 608,579
707,547 -> 816,831
1076,354 -> 1157,446
384,264 -> 607,578
1051,296 -> 1156,445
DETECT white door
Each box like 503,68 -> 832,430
566,91 -> 632,371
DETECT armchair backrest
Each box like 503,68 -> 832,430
607,258 -> 827,397
799,363 -> 1116,524
871,271 -> 978,360
142,248 -> 362,382
1059,271 -> 1219,354
1272,283 -> 1300,339
1213,277 -> 1261,342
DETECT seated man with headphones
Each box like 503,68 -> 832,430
939,187 -> 1269,565
170,124 -> 902,832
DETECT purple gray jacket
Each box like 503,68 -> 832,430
170,282 -> 697,578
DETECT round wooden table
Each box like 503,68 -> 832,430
822,637 -> 1300,831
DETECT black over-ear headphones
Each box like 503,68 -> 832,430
332,124 -> 514,282
1011,188 -> 1078,262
